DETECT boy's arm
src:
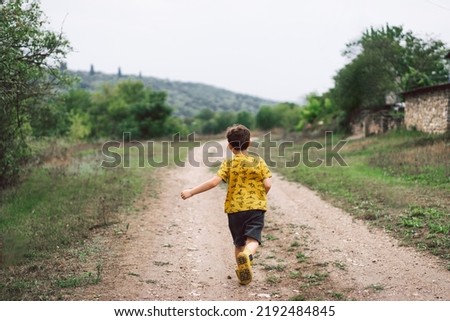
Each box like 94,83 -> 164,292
181,175 -> 222,200
263,177 -> 272,194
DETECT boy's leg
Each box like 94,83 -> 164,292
234,237 -> 259,260
244,237 -> 259,256
229,211 -> 264,285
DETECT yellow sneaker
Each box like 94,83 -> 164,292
236,250 -> 253,285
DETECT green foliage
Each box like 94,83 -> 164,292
32,79 -> 198,140
296,93 -> 341,132
199,119 -> 219,135
275,103 -> 302,132
256,99 -> 337,133
68,111 -> 91,140
55,270 -> 102,289
29,79 -> 179,141
69,80 -> 174,139
30,88 -> 96,139
130,89 -> 172,138
214,111 -> 237,133
0,0 -> 71,188
163,116 -> 190,136
29,96 -> 70,137
190,109 -> 255,135
332,24 -> 448,130
196,108 -> 215,121
256,105 -> 279,130
346,25 -> 448,91
256,103 -> 298,131
236,110 -> 255,129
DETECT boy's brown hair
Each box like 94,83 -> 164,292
226,124 -> 250,151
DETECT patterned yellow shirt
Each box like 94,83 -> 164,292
217,153 -> 272,214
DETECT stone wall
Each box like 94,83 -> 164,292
351,108 -> 404,137
403,83 -> 450,134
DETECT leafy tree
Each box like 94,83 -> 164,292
296,93 -> 337,131
163,116 -> 190,137
89,83 -> 119,137
196,108 -> 215,121
274,102 -> 301,132
132,90 -> 172,138
201,119 -> 220,135
28,95 -> 70,137
0,0 -> 71,187
332,24 -> 448,129
116,80 -> 147,104
68,111 -> 91,139
64,88 -> 93,115
30,87 -> 94,138
214,111 -> 236,133
256,105 -> 278,130
89,81 -> 173,139
256,103 -> 303,132
192,109 -> 235,134
236,110 -> 255,129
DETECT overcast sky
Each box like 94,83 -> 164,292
39,0 -> 450,102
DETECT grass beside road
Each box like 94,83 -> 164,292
0,139 -> 159,300
273,130 -> 450,267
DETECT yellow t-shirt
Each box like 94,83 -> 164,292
217,153 -> 272,214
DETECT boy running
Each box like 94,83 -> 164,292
181,124 -> 272,285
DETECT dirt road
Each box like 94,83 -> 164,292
72,142 -> 450,301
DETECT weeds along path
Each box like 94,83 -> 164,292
72,141 -> 449,301
268,175 -> 450,300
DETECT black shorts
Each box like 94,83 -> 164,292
227,210 -> 265,246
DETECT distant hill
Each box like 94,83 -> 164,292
71,70 -> 278,117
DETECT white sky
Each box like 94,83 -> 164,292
39,0 -> 450,102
